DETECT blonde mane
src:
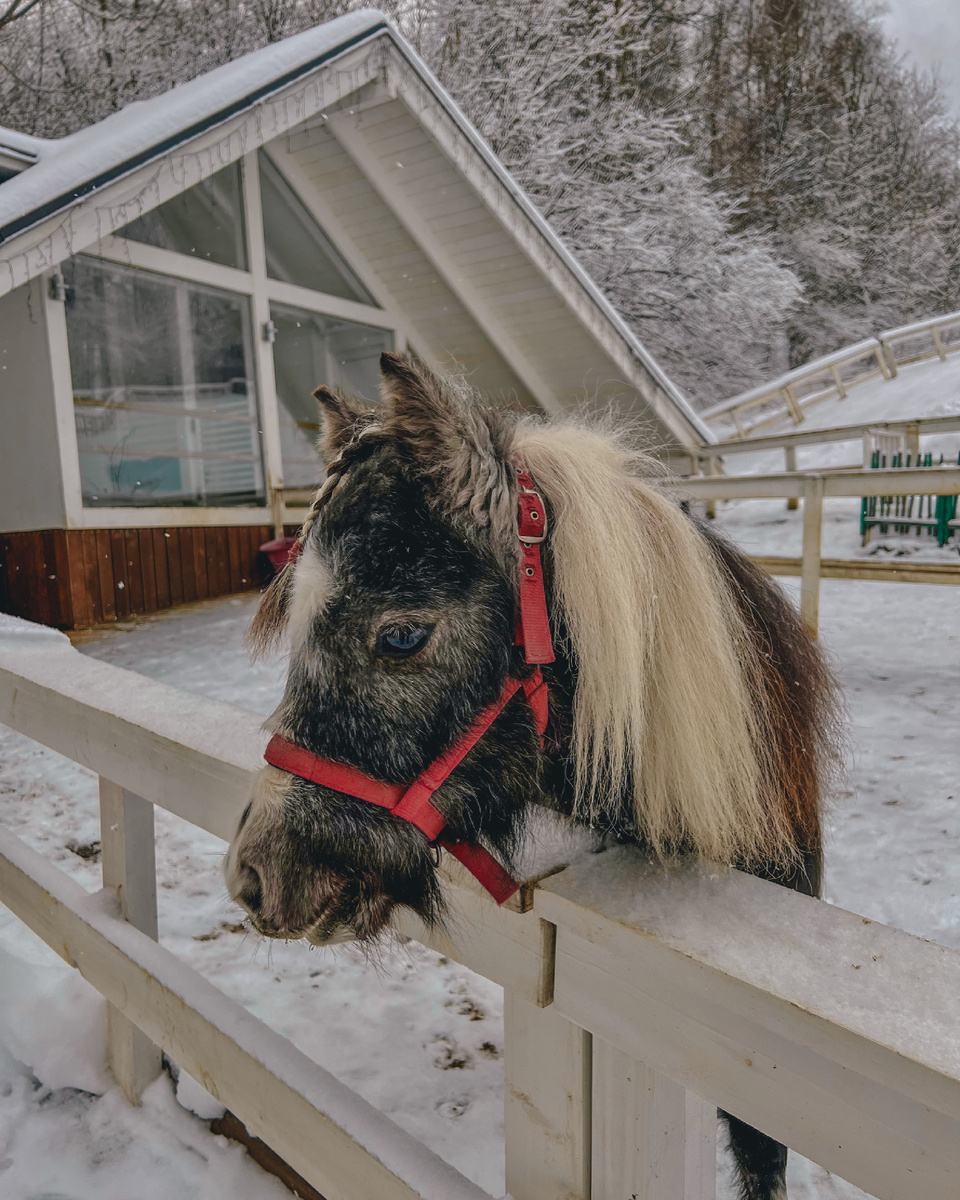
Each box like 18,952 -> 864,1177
512,418 -> 793,866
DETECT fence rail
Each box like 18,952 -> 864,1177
879,310 -> 960,373
701,339 -> 890,436
702,311 -> 960,437
2,623 -> 960,1199
677,466 -> 960,633
701,414 -> 960,467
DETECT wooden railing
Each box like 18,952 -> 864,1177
701,340 -> 890,437
699,414 -> 960,472
3,621 -> 960,1198
702,311 -> 960,438
879,310 -> 960,374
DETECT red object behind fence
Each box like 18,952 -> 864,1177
259,536 -> 299,574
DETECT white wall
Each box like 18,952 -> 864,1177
0,281 -> 69,531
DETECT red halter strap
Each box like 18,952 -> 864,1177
514,464 -> 555,665
264,460 -> 553,905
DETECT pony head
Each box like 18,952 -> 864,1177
224,353 -> 809,942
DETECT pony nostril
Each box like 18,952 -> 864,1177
236,861 -> 263,916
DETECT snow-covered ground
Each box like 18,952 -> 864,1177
0,355 -> 958,1199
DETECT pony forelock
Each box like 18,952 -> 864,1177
512,417 -> 794,866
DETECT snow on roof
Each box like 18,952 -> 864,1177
0,9 -> 387,242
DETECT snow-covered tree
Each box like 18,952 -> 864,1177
689,0 -> 960,364
409,0 -> 802,401
3,0 -> 959,404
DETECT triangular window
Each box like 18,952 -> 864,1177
118,161 -> 246,270
259,152 -> 374,304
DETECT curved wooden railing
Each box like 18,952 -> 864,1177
703,311 -> 960,437
2,620 -> 960,1199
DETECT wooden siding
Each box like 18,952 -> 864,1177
0,526 -> 273,629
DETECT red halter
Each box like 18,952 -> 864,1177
263,462 -> 554,905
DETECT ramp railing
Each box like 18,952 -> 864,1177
702,311 -> 960,438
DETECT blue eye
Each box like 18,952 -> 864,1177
377,625 -> 434,658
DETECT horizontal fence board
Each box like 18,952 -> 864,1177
0,640 -> 260,841
679,467 -> 960,501
0,828 -> 492,1200
753,556 -> 960,585
707,414 -> 960,457
536,852 -> 960,1200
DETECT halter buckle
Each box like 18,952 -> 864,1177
517,486 -> 548,544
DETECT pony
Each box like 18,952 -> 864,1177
224,352 -> 837,1200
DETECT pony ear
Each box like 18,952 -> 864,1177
377,351 -> 462,460
313,385 -> 377,465
378,350 -> 513,532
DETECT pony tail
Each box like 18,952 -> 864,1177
513,418 -> 794,868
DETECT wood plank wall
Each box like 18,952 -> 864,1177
0,526 -> 274,630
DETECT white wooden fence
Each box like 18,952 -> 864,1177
701,340 -> 890,436
879,310 -> 960,374
678,465 -> 960,635
2,620 -> 960,1199
702,311 -> 960,437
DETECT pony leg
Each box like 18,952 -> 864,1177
721,1111 -> 788,1200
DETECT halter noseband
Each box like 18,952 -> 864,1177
263,462 -> 554,905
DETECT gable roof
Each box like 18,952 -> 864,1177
0,10 -> 712,450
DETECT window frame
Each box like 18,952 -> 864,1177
62,149 -> 405,530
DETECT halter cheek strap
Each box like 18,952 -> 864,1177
263,460 -> 554,905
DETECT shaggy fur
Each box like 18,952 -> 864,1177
513,420 -> 792,865
227,352 -> 839,1200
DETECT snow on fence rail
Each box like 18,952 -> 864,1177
703,311 -> 960,438
3,620 -> 960,1199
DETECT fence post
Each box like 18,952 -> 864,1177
99,777 -> 163,1103
270,486 -> 285,540
591,1038 -> 716,1200
783,384 -> 804,425
784,446 -> 799,511
503,991 -> 591,1200
800,475 -> 824,638
704,457 -> 723,521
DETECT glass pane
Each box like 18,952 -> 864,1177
260,153 -> 374,303
63,257 -> 265,507
271,302 -> 393,487
117,162 -> 247,269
